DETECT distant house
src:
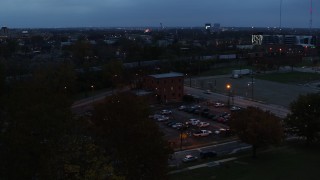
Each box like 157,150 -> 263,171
143,72 -> 184,102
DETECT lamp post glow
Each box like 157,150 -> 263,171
226,84 -> 231,107
91,85 -> 94,104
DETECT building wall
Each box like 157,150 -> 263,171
143,75 -> 184,102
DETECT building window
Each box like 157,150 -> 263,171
171,86 -> 173,91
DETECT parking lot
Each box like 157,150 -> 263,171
150,101 -> 236,151
150,71 -> 319,151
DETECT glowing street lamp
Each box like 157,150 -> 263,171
226,83 -> 232,107
91,85 -> 94,104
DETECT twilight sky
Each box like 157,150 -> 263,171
0,0 -> 319,28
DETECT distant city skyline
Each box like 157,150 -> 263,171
0,0 -> 319,28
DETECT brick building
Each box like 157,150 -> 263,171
143,72 -> 184,102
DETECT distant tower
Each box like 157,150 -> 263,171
1,26 -> 9,36
205,23 -> 211,34
309,0 -> 313,34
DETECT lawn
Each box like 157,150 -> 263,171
199,65 -> 252,76
256,71 -> 320,84
169,143 -> 320,180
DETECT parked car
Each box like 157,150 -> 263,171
193,109 -> 202,114
172,122 -> 184,129
193,130 -> 212,137
185,107 -> 195,113
214,128 -> 230,135
178,105 -> 187,110
203,89 -> 212,94
207,113 -> 217,120
156,115 -> 169,122
187,118 -> 201,126
161,109 -> 172,115
201,108 -> 210,117
216,117 -> 228,123
151,114 -> 162,120
197,122 -> 210,128
182,155 -> 198,163
230,106 -> 241,111
166,121 -> 177,127
214,102 -> 225,107
200,151 -> 217,159
84,110 -> 93,117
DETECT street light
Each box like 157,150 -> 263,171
91,85 -> 94,104
251,72 -> 254,100
226,83 -> 231,107
112,74 -> 118,95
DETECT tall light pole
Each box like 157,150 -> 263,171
91,85 -> 94,105
226,83 -> 231,107
112,74 -> 118,95
185,73 -> 192,87
251,73 -> 254,101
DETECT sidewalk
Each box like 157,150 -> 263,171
168,157 -> 238,175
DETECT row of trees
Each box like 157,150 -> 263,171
0,61 -> 171,179
230,93 -> 320,158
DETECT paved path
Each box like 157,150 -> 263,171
168,157 -> 238,174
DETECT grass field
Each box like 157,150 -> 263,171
169,142 -> 320,180
199,66 -> 252,76
256,71 -> 320,84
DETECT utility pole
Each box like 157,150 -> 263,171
251,73 -> 254,101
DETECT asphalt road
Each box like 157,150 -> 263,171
169,140 -> 250,166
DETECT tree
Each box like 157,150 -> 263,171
102,60 -> 124,89
72,40 -> 93,65
0,63 -> 78,179
0,59 -> 5,96
92,93 -> 172,179
230,107 -> 283,158
285,93 -> 320,145
0,63 -> 123,179
58,122 -> 124,180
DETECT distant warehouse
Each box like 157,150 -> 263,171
143,72 -> 184,103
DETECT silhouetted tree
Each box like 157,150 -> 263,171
230,107 -> 283,158
92,93 -> 172,179
72,40 -> 93,65
285,93 -> 320,145
102,60 -> 124,88
59,121 -> 124,180
0,64 -> 76,179
0,60 -> 4,96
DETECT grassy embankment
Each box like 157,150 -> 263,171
169,141 -> 320,180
